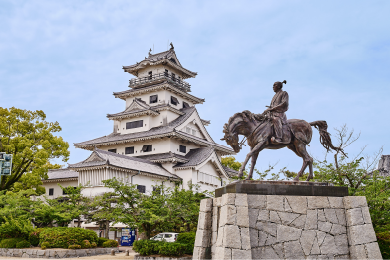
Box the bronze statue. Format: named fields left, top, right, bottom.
left=221, top=81, right=344, bottom=181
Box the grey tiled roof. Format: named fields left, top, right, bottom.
left=135, top=152, right=189, bottom=162
left=69, top=149, right=179, bottom=179
left=112, top=82, right=205, bottom=104
left=75, top=107, right=196, bottom=147
left=173, top=147, right=214, bottom=168
left=107, top=103, right=182, bottom=119
left=45, top=168, right=79, bottom=180
left=222, top=166, right=239, bottom=177
left=122, top=48, right=197, bottom=78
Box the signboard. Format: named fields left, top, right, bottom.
left=0, top=153, right=12, bottom=176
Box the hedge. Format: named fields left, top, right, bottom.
left=97, top=237, right=108, bottom=247
left=102, top=239, right=119, bottom=248
left=16, top=240, right=31, bottom=248
left=133, top=239, right=187, bottom=257
left=29, top=228, right=44, bottom=247
left=0, top=238, right=25, bottom=248
left=176, top=232, right=195, bottom=254
left=39, top=227, right=98, bottom=249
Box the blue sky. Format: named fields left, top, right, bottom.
left=1, top=0, right=389, bottom=177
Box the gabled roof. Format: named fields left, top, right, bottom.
left=69, top=149, right=180, bottom=180
left=74, top=107, right=234, bottom=155
left=172, top=147, right=236, bottom=178
left=173, top=147, right=214, bottom=168
left=43, top=168, right=79, bottom=181
left=107, top=99, right=185, bottom=121
left=123, top=47, right=197, bottom=79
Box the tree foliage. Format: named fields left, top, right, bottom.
left=0, top=107, right=70, bottom=191
left=103, top=178, right=206, bottom=239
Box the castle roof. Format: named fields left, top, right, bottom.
left=69, top=148, right=180, bottom=180
left=135, top=152, right=189, bottom=164
left=113, top=81, right=205, bottom=104
left=74, top=106, right=234, bottom=155
left=123, top=47, right=197, bottom=79
left=43, top=168, right=79, bottom=182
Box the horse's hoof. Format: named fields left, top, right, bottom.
left=293, top=177, right=299, bottom=182
left=306, top=175, right=313, bottom=181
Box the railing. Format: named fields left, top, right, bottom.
left=129, top=72, right=191, bottom=92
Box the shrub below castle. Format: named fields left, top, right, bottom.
left=39, top=227, right=98, bottom=249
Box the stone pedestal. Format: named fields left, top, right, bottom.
left=193, top=181, right=382, bottom=260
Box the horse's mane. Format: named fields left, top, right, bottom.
left=224, top=110, right=261, bottom=134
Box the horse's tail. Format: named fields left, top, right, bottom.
left=310, top=120, right=346, bottom=156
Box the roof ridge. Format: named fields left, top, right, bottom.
left=95, top=148, right=161, bottom=166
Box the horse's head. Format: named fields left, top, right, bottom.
left=221, top=110, right=258, bottom=153
left=221, top=122, right=241, bottom=153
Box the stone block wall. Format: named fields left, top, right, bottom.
left=193, top=194, right=382, bottom=259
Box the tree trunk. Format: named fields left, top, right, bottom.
left=77, top=217, right=81, bottom=228
left=105, top=220, right=110, bottom=239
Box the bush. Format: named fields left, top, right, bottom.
left=102, top=239, right=119, bottom=248
left=97, top=237, right=108, bottom=247
left=40, top=227, right=98, bottom=249
left=0, top=217, right=33, bottom=240
left=41, top=241, right=50, bottom=250
left=81, top=240, right=92, bottom=249
left=176, top=232, right=195, bottom=254
left=91, top=242, right=97, bottom=248
left=16, top=240, right=31, bottom=248
left=133, top=240, right=186, bottom=256
left=68, top=244, right=82, bottom=249
left=133, top=240, right=160, bottom=256
left=377, top=231, right=390, bottom=259
left=29, top=228, right=44, bottom=247
left=156, top=242, right=186, bottom=256
left=0, top=238, right=24, bottom=248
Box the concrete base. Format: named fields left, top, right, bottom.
left=193, top=193, right=382, bottom=260
left=215, top=180, right=348, bottom=198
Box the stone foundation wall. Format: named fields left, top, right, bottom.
left=0, top=247, right=119, bottom=258
left=193, top=194, right=382, bottom=259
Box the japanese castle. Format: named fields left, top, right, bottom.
left=44, top=44, right=237, bottom=198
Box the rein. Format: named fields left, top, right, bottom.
left=237, top=114, right=267, bottom=149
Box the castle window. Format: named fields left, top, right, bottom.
left=183, top=102, right=190, bottom=108
left=125, top=147, right=134, bottom=154
left=171, top=96, right=179, bottom=106
left=137, top=185, right=146, bottom=193
left=141, top=145, right=152, bottom=152
left=126, top=120, right=143, bottom=129
left=150, top=95, right=158, bottom=104
left=164, top=69, right=168, bottom=76
left=108, top=149, right=117, bottom=153
left=49, top=188, right=54, bottom=196
left=179, top=145, right=186, bottom=153
left=148, top=71, right=152, bottom=80
left=171, top=73, right=176, bottom=81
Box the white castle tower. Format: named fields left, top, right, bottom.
left=68, top=44, right=236, bottom=196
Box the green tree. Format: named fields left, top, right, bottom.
left=103, top=178, right=206, bottom=239
left=0, top=107, right=70, bottom=191
left=58, top=184, right=90, bottom=227
left=86, top=192, right=119, bottom=239
left=221, top=156, right=242, bottom=171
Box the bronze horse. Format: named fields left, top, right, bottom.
left=221, top=110, right=344, bottom=181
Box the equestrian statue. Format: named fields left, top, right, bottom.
left=221, top=80, right=345, bottom=181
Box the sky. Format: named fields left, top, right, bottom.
left=0, top=0, right=389, bottom=178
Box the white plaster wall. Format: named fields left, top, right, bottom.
left=41, top=180, right=79, bottom=199
left=100, top=138, right=202, bottom=157
left=117, top=115, right=150, bottom=134
left=125, top=89, right=167, bottom=108
left=137, top=64, right=185, bottom=79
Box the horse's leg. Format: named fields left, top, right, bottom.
left=287, top=144, right=305, bottom=180
left=290, top=142, right=313, bottom=181
left=238, top=140, right=266, bottom=177
left=247, top=152, right=259, bottom=180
